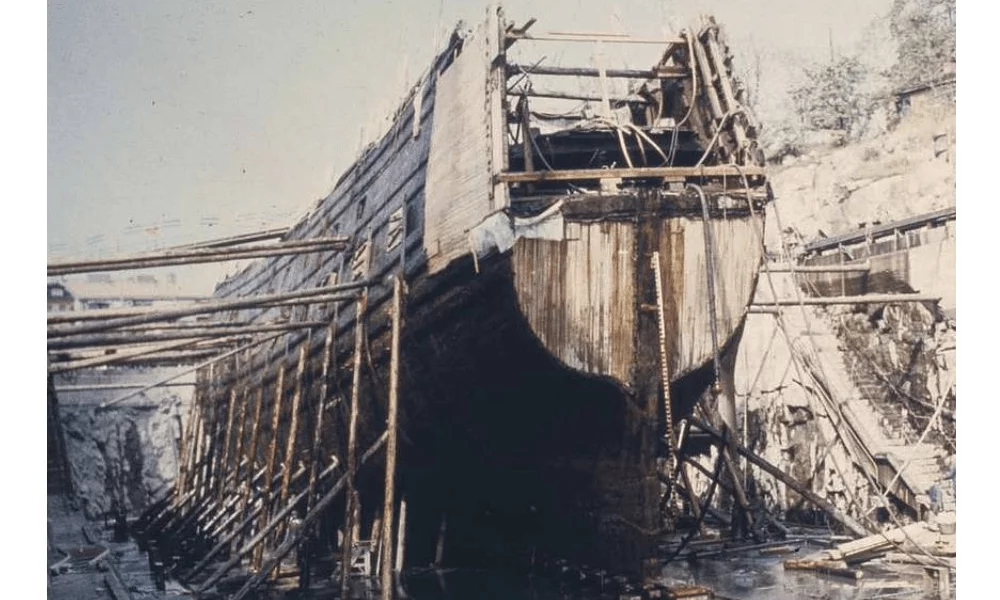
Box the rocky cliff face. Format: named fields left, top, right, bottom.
left=765, top=90, right=954, bottom=251
left=732, top=90, right=956, bottom=528
left=53, top=367, right=193, bottom=520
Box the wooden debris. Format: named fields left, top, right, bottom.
left=825, top=522, right=932, bottom=564
left=783, top=558, right=863, bottom=580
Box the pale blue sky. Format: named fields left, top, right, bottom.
left=48, top=0, right=892, bottom=292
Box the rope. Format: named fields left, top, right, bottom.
left=726, top=163, right=953, bottom=569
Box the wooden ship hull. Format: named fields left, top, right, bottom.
left=149, top=7, right=772, bottom=588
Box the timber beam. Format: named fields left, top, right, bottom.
left=752, top=293, right=940, bottom=307
left=497, top=165, right=767, bottom=183
left=48, top=236, right=349, bottom=276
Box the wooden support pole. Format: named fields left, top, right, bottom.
left=166, top=227, right=290, bottom=251
left=509, top=88, right=648, bottom=104
left=175, top=391, right=200, bottom=498
left=307, top=321, right=337, bottom=514
left=506, top=63, right=686, bottom=79
left=194, top=365, right=214, bottom=500
left=229, top=433, right=387, bottom=600
left=690, top=34, right=724, bottom=121
left=751, top=293, right=940, bottom=306
left=47, top=337, right=208, bottom=373
left=235, top=385, right=265, bottom=547
left=48, top=236, right=349, bottom=276
left=54, top=382, right=197, bottom=392
left=721, top=446, right=756, bottom=535
left=48, top=321, right=331, bottom=351
left=184, top=464, right=310, bottom=582
left=689, top=417, right=870, bottom=537
left=765, top=262, right=871, bottom=273
left=506, top=31, right=685, bottom=45
left=48, top=293, right=356, bottom=325
left=218, top=388, right=239, bottom=496
left=275, top=340, right=309, bottom=550
left=98, top=331, right=286, bottom=410
left=230, top=386, right=250, bottom=481
left=678, top=463, right=702, bottom=522
left=48, top=280, right=368, bottom=337
left=497, top=164, right=767, bottom=183
left=380, top=274, right=403, bottom=599
left=703, top=31, right=747, bottom=149
left=254, top=361, right=287, bottom=571
left=519, top=96, right=534, bottom=174
left=342, top=284, right=369, bottom=595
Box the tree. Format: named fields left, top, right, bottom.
left=790, top=56, right=870, bottom=133
left=888, top=0, right=956, bottom=87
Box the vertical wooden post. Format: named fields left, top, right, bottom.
left=380, top=274, right=403, bottom=600
left=189, top=399, right=206, bottom=503
left=308, top=321, right=337, bottom=512
left=199, top=363, right=216, bottom=501
left=230, top=387, right=249, bottom=480
left=254, top=362, right=286, bottom=571
left=275, top=339, right=309, bottom=549
left=218, top=388, right=239, bottom=496
left=839, top=244, right=846, bottom=296
left=342, top=285, right=368, bottom=595
left=175, top=391, right=200, bottom=498
left=235, top=386, right=265, bottom=546
left=394, top=496, right=407, bottom=575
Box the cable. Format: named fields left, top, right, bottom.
left=726, top=163, right=953, bottom=568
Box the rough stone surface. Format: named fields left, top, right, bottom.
left=54, top=366, right=194, bottom=520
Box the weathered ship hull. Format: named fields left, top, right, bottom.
left=174, top=7, right=770, bottom=582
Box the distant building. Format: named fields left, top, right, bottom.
left=47, top=272, right=208, bottom=313
left=47, top=282, right=74, bottom=312
left=893, top=68, right=956, bottom=118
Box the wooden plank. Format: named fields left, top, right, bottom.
left=506, top=63, right=686, bottom=79
left=380, top=274, right=403, bottom=599
left=497, top=164, right=766, bottom=183
left=342, top=287, right=369, bottom=594
left=783, top=558, right=863, bottom=580
left=509, top=88, right=648, bottom=103
left=507, top=32, right=684, bottom=44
